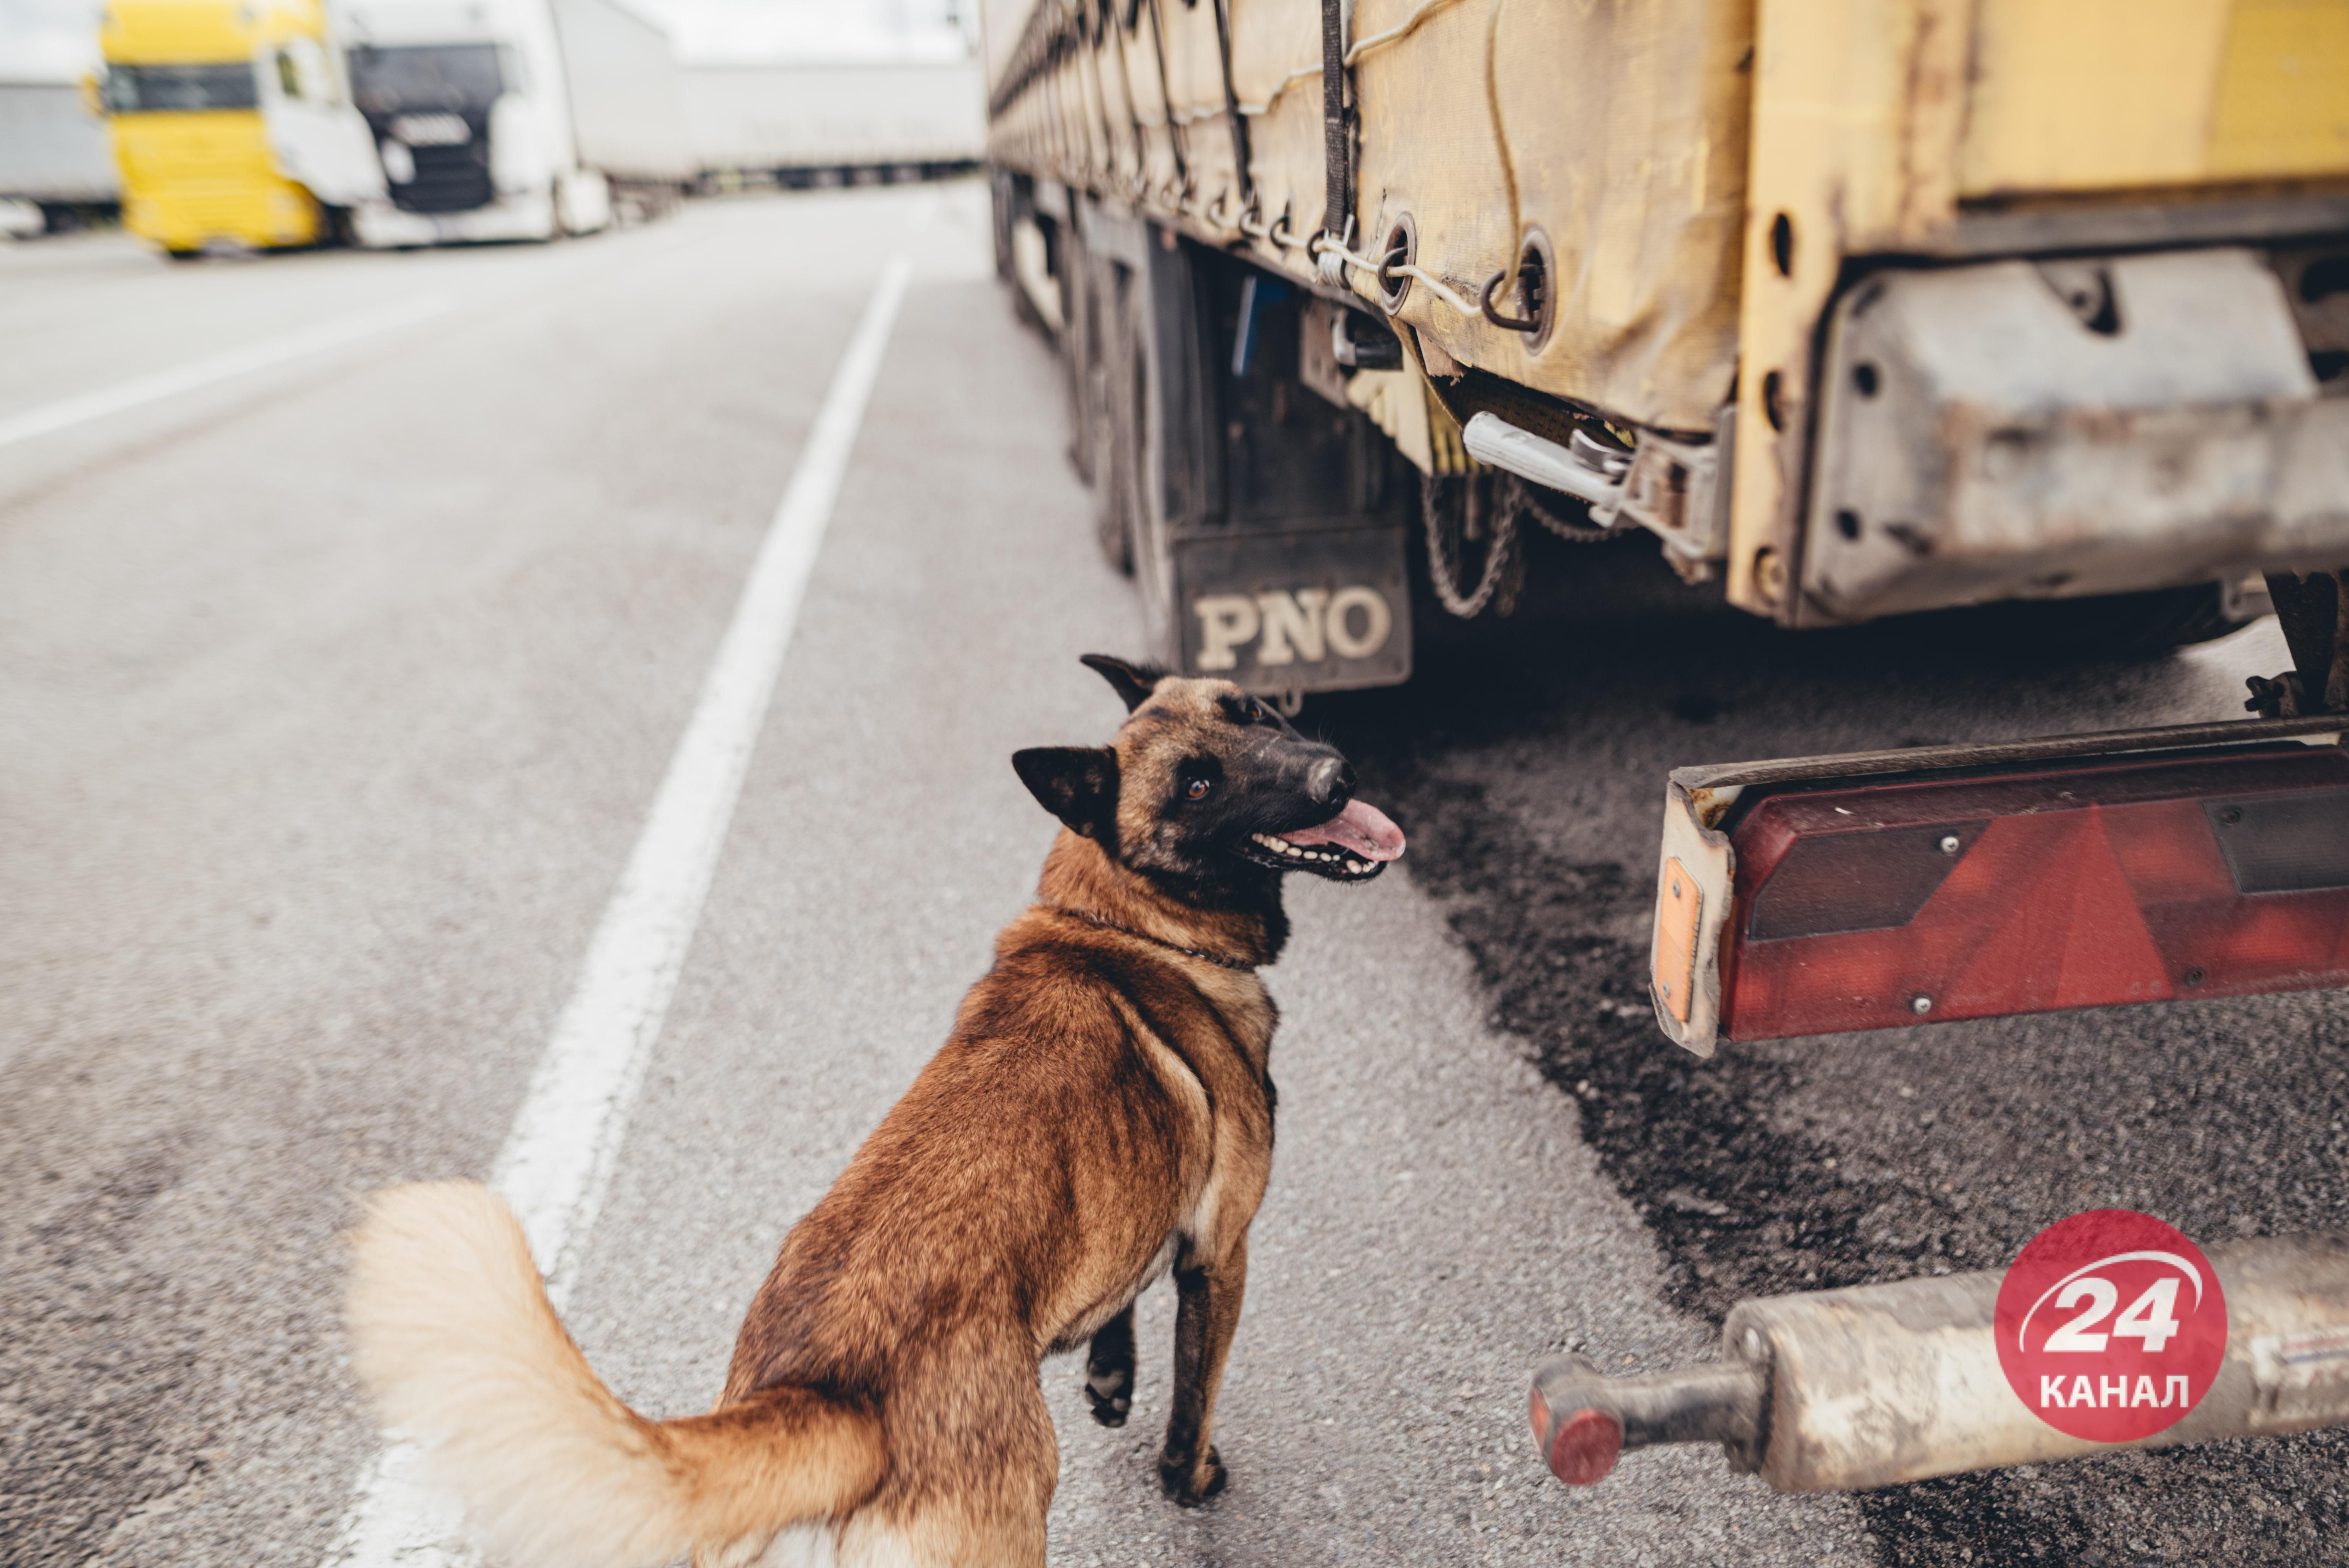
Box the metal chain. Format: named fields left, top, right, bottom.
left=1496, top=471, right=1614, bottom=543
left=1421, top=473, right=1522, bottom=618
left=1421, top=471, right=1622, bottom=620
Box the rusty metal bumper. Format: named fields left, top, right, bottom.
left=1797, top=248, right=2349, bottom=626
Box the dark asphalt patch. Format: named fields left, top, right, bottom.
left=0, top=1131, right=214, bottom=1568
left=1372, top=769, right=1893, bottom=1320
left=1320, top=610, right=2349, bottom=1568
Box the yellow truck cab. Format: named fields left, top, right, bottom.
left=100, top=0, right=382, bottom=256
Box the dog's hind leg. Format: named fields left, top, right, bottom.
left=1082, top=1304, right=1136, bottom=1427
left=1158, top=1234, right=1247, bottom=1505
left=855, top=1351, right=1054, bottom=1567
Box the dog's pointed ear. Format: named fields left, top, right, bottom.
left=1079, top=653, right=1167, bottom=713
left=1013, top=746, right=1121, bottom=838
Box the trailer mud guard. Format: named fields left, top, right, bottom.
left=1082, top=214, right=1415, bottom=698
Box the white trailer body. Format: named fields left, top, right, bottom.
left=547, top=0, right=690, bottom=186
left=685, top=59, right=985, bottom=178
left=333, top=0, right=686, bottom=247
left=0, top=80, right=121, bottom=208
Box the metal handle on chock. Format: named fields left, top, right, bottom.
left=1528, top=1232, right=2349, bottom=1494
left=1529, top=1355, right=1765, bottom=1484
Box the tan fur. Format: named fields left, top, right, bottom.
left=348, top=1183, right=885, bottom=1568
left=345, top=670, right=1373, bottom=1568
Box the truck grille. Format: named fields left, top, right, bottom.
left=394, top=140, right=492, bottom=213
left=370, top=112, right=494, bottom=214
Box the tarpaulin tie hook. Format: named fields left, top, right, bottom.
left=1479, top=269, right=1540, bottom=333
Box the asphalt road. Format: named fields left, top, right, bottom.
left=1, top=183, right=2340, bottom=1568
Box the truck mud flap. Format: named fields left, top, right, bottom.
left=1173, top=523, right=1412, bottom=698
left=1094, top=216, right=1416, bottom=699
left=1650, top=715, right=2349, bottom=1053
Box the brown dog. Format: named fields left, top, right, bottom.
left=346, top=655, right=1405, bottom=1568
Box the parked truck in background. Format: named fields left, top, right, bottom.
left=0, top=78, right=122, bottom=237
left=685, top=56, right=986, bottom=189
left=331, top=0, right=692, bottom=246
left=983, top=0, right=2349, bottom=1500
left=97, top=0, right=383, bottom=256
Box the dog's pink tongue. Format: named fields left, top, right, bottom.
left=1280, top=799, right=1406, bottom=862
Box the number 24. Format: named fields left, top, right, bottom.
left=2045, top=1276, right=2183, bottom=1354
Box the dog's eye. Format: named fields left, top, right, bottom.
left=1185, top=777, right=1212, bottom=800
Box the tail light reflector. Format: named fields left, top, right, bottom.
left=1650, top=719, right=2349, bottom=1051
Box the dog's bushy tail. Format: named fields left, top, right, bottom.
left=347, top=1181, right=884, bottom=1568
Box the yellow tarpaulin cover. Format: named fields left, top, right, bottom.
left=989, top=0, right=2348, bottom=442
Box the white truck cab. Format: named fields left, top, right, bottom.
left=332, top=0, right=611, bottom=245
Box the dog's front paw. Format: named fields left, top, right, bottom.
left=1158, top=1445, right=1226, bottom=1506
left=1084, top=1363, right=1133, bottom=1427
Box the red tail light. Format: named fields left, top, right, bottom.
left=1650, top=719, right=2349, bottom=1050
left=1725, top=743, right=2349, bottom=1038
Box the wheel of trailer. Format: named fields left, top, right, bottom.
left=1113, top=258, right=1179, bottom=662
left=988, top=169, right=1016, bottom=284
left=2093, top=581, right=2258, bottom=655
left=1062, top=228, right=1130, bottom=574
left=1957, top=581, right=2259, bottom=662
left=1084, top=264, right=1130, bottom=576
left=1058, top=224, right=1094, bottom=485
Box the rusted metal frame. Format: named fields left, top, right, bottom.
left=1672, top=713, right=2349, bottom=796
left=1923, top=192, right=2349, bottom=260
left=1728, top=2, right=1971, bottom=624
left=2251, top=570, right=2349, bottom=717
left=1755, top=255, right=1855, bottom=625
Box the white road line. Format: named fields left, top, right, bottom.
left=323, top=256, right=915, bottom=1568
left=0, top=292, right=456, bottom=451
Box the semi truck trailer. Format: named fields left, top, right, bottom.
left=332, top=0, right=692, bottom=246
left=0, top=79, right=122, bottom=235
left=685, top=59, right=988, bottom=188
left=983, top=0, right=2349, bottom=1498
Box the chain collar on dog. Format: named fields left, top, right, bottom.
left=1046, top=906, right=1260, bottom=972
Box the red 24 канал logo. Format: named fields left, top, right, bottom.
left=1997, top=1210, right=2227, bottom=1443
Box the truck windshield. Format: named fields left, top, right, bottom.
left=103, top=63, right=260, bottom=113
left=347, top=45, right=504, bottom=115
